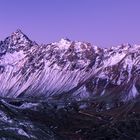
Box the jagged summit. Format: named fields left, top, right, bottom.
left=9, top=29, right=32, bottom=45
left=0, top=30, right=140, bottom=105
left=0, top=30, right=36, bottom=55
left=12, top=29, right=26, bottom=36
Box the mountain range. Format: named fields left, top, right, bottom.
left=0, top=30, right=140, bottom=107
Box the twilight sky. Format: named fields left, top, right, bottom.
left=0, top=0, right=140, bottom=47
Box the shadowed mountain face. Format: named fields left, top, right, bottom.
left=0, top=30, right=140, bottom=103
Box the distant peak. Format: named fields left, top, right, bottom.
left=61, top=38, right=71, bottom=42
left=9, top=29, right=33, bottom=44
left=0, top=29, right=35, bottom=52
left=11, top=29, right=26, bottom=38
left=15, top=29, right=23, bottom=34
left=59, top=38, right=71, bottom=44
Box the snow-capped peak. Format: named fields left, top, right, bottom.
left=12, top=29, right=25, bottom=37
left=10, top=29, right=31, bottom=44
left=0, top=30, right=35, bottom=54
left=52, top=38, right=72, bottom=50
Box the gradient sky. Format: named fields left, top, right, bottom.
left=0, top=0, right=140, bottom=47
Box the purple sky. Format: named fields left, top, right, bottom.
left=0, top=0, right=140, bottom=47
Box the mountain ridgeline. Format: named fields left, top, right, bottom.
left=0, top=30, right=140, bottom=104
